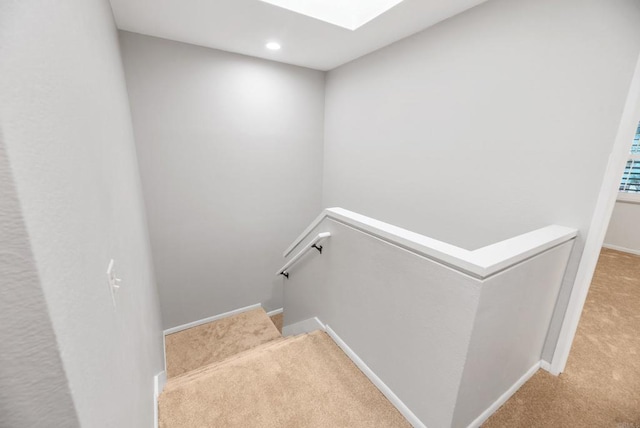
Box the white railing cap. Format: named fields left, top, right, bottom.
left=284, top=207, right=577, bottom=279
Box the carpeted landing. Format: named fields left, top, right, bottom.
left=159, top=308, right=410, bottom=427
left=484, top=248, right=640, bottom=427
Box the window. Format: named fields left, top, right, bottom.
left=619, top=122, right=640, bottom=194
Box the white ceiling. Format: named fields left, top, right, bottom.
left=109, top=0, right=488, bottom=71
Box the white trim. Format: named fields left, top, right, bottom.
left=282, top=317, right=325, bottom=336
left=163, top=303, right=262, bottom=335
left=602, top=243, right=640, bottom=256
left=153, top=370, right=167, bottom=428
left=617, top=192, right=640, bottom=204
left=284, top=210, right=330, bottom=257
left=539, top=360, right=558, bottom=376
left=325, top=325, right=427, bottom=428
left=266, top=308, right=283, bottom=317
left=284, top=208, right=577, bottom=279
left=154, top=370, right=167, bottom=397
left=466, top=361, right=541, bottom=428
left=162, top=332, right=167, bottom=373
left=551, top=51, right=640, bottom=375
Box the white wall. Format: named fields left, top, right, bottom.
left=452, top=241, right=573, bottom=427
left=283, top=219, right=481, bottom=427
left=604, top=200, right=640, bottom=254
left=323, top=0, right=640, bottom=361
left=282, top=215, right=574, bottom=427
left=0, top=1, right=164, bottom=427
left=0, top=142, right=79, bottom=428
left=119, top=32, right=325, bottom=329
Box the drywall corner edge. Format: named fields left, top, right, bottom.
left=551, top=49, right=640, bottom=374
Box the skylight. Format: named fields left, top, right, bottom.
left=259, top=0, right=406, bottom=31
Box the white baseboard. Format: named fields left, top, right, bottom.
left=153, top=370, right=167, bottom=428
left=282, top=317, right=325, bottom=336
left=154, top=370, right=167, bottom=396
left=163, top=303, right=262, bottom=335
left=325, top=325, right=427, bottom=428
left=162, top=333, right=167, bottom=373
left=466, top=361, right=541, bottom=428
left=539, top=360, right=559, bottom=376
left=602, top=243, right=640, bottom=256
left=266, top=307, right=283, bottom=317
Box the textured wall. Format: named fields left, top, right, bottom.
left=119, top=32, right=325, bottom=329
left=0, top=141, right=79, bottom=428
left=323, top=0, right=640, bottom=361
left=0, top=1, right=164, bottom=427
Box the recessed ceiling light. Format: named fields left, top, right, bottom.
left=259, top=0, right=406, bottom=31
left=266, top=42, right=281, bottom=50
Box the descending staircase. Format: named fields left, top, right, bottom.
left=159, top=308, right=411, bottom=427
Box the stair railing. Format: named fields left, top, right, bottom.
left=276, top=232, right=330, bottom=279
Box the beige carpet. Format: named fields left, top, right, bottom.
left=270, top=312, right=283, bottom=333
left=165, top=308, right=282, bottom=378
left=160, top=330, right=410, bottom=428
left=484, top=248, right=640, bottom=427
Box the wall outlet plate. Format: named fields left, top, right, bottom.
left=106, top=259, right=121, bottom=307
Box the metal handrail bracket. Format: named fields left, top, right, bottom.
left=277, top=232, right=330, bottom=279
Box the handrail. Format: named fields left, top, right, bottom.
left=283, top=208, right=577, bottom=279
left=277, top=232, right=331, bottom=278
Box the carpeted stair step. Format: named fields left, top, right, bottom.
left=165, top=331, right=326, bottom=389
left=165, top=307, right=282, bottom=378
left=165, top=335, right=293, bottom=390
left=159, top=330, right=411, bottom=428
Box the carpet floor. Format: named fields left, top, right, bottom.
left=165, top=308, right=282, bottom=378
left=159, top=330, right=410, bottom=428
left=484, top=248, right=640, bottom=427
left=270, top=312, right=283, bottom=333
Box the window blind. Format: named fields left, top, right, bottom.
left=619, top=123, right=640, bottom=193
